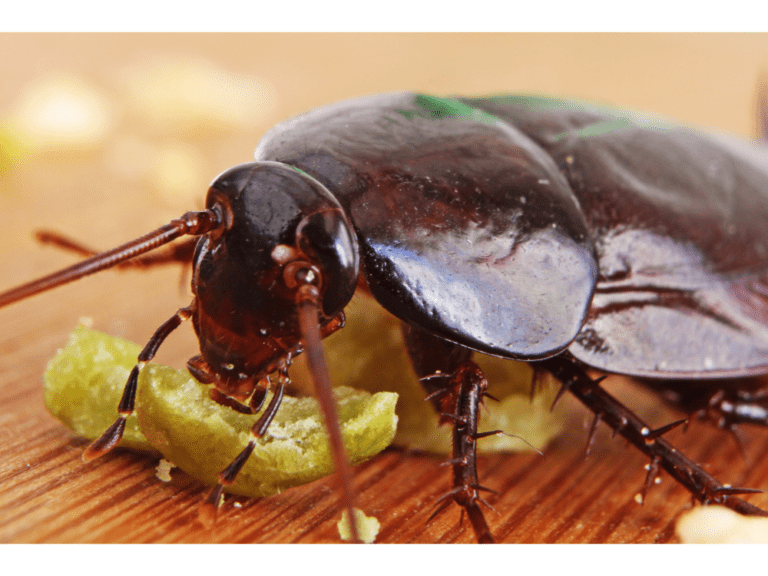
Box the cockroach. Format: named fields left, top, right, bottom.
left=3, top=91, right=768, bottom=543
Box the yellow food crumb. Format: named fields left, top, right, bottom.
left=45, top=326, right=398, bottom=498
left=337, top=508, right=380, bottom=543
left=155, top=459, right=175, bottom=482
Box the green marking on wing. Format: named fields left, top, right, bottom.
left=481, top=94, right=675, bottom=136
left=394, top=94, right=499, bottom=125
left=552, top=118, right=632, bottom=141
left=481, top=94, right=582, bottom=109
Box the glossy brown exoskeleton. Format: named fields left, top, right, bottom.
left=3, top=92, right=768, bottom=542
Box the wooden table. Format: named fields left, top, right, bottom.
left=2, top=33, right=768, bottom=543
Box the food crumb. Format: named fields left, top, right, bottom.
left=337, top=508, right=380, bottom=544
left=155, top=459, right=175, bottom=482
left=677, top=506, right=768, bottom=543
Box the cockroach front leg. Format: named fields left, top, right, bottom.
left=83, top=303, right=195, bottom=460
left=538, top=355, right=768, bottom=517
left=198, top=366, right=288, bottom=526
left=402, top=324, right=496, bottom=543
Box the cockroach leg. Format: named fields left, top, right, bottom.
left=585, top=412, right=603, bottom=457
left=704, top=387, right=768, bottom=430
left=637, top=455, right=662, bottom=505
left=83, top=304, right=194, bottom=461
left=401, top=322, right=472, bottom=404
left=641, top=377, right=768, bottom=459
left=319, top=311, right=346, bottom=337
left=186, top=354, right=216, bottom=384
left=442, top=362, right=496, bottom=543
left=199, top=375, right=287, bottom=527
left=538, top=356, right=768, bottom=517
left=403, top=324, right=496, bottom=542
left=638, top=377, right=768, bottom=430
left=430, top=370, right=496, bottom=539
left=249, top=378, right=270, bottom=412
left=208, top=388, right=256, bottom=414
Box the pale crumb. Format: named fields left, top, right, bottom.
left=677, top=506, right=768, bottom=543
left=634, top=493, right=643, bottom=504
left=78, top=317, right=94, bottom=329
left=337, top=508, right=380, bottom=544
left=155, top=459, right=175, bottom=482
left=233, top=502, right=243, bottom=509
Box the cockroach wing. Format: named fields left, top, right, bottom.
left=465, top=95, right=768, bottom=377
left=256, top=93, right=598, bottom=360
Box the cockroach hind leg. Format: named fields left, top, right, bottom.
left=584, top=412, right=603, bottom=457
left=537, top=356, right=768, bottom=518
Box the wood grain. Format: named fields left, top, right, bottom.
left=3, top=33, right=768, bottom=544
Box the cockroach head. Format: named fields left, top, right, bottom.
left=189, top=161, right=359, bottom=389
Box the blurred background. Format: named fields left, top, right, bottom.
left=2, top=33, right=768, bottom=543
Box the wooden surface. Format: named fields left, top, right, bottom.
left=2, top=33, right=768, bottom=544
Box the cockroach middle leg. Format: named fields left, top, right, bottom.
left=83, top=303, right=194, bottom=461
left=437, top=362, right=497, bottom=543
left=402, top=324, right=495, bottom=543
left=537, top=356, right=768, bottom=517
